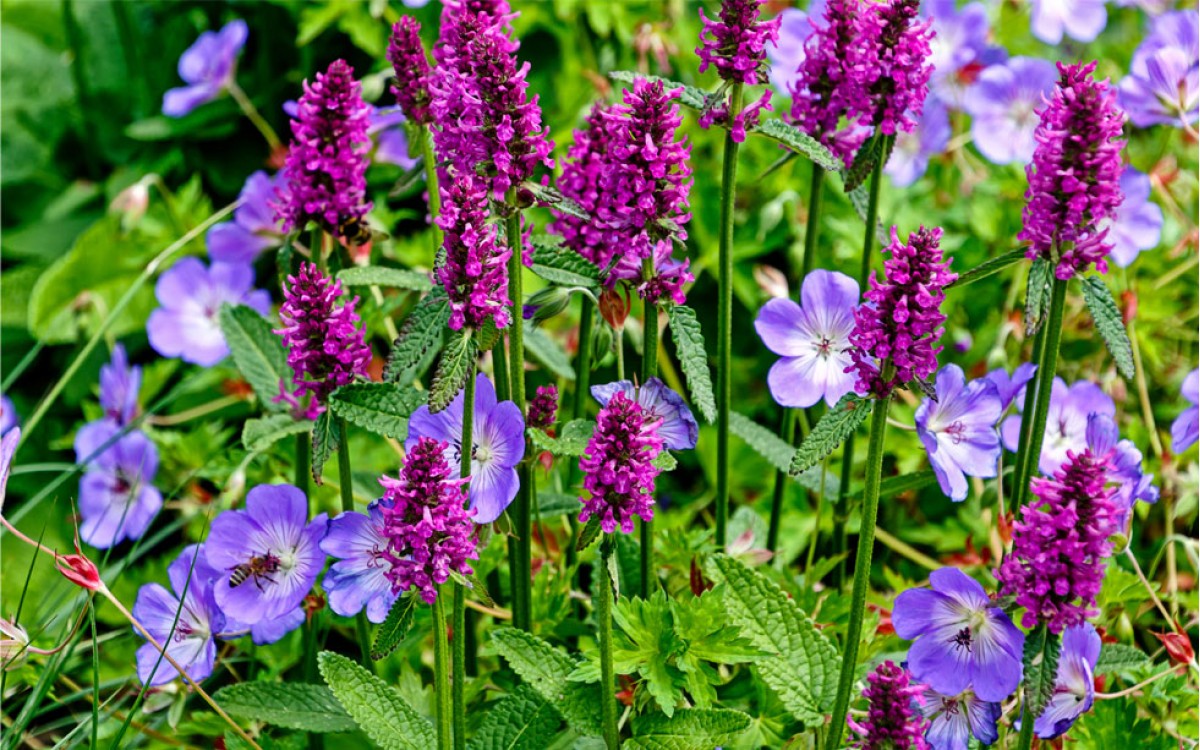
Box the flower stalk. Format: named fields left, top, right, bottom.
left=641, top=269, right=660, bottom=597
left=1012, top=276, right=1068, bottom=510
left=337, top=416, right=373, bottom=669
left=454, top=355, right=475, bottom=750
left=505, top=197, right=532, bottom=632
left=433, top=589, right=453, bottom=750
left=597, top=535, right=620, bottom=750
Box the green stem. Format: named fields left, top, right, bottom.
left=1010, top=321, right=1047, bottom=515
left=802, top=164, right=826, bottom=279
left=641, top=291, right=660, bottom=597
left=567, top=299, right=597, bottom=565
left=295, top=432, right=311, bottom=495
left=806, top=458, right=829, bottom=571
left=337, top=417, right=372, bottom=668
left=767, top=409, right=795, bottom=553
left=227, top=80, right=282, bottom=151
left=597, top=536, right=620, bottom=750
left=454, top=356, right=474, bottom=750
left=1013, top=277, right=1068, bottom=510
left=504, top=197, right=532, bottom=631
left=433, top=591, right=453, bottom=750
left=859, top=137, right=890, bottom=286
left=826, top=394, right=890, bottom=750
left=834, top=434, right=854, bottom=589
left=422, top=127, right=443, bottom=257
left=715, top=82, right=745, bottom=548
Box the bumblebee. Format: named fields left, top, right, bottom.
left=228, top=552, right=282, bottom=591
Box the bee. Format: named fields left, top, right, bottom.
left=228, top=553, right=282, bottom=591
left=337, top=218, right=388, bottom=247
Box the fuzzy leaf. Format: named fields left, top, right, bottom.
left=384, top=291, right=450, bottom=386
left=1021, top=625, right=1061, bottom=720
left=218, top=304, right=289, bottom=412
left=623, top=708, right=752, bottom=750
left=214, top=683, right=357, bottom=733
left=468, top=684, right=562, bottom=750
left=491, top=628, right=603, bottom=737
left=529, top=241, right=602, bottom=288
left=608, top=70, right=708, bottom=110
left=753, top=119, right=842, bottom=172
left=242, top=414, right=314, bottom=453
left=949, top=248, right=1027, bottom=289
left=525, top=180, right=590, bottom=221
left=311, top=410, right=338, bottom=484
left=317, top=651, right=436, bottom=749
left=530, top=419, right=595, bottom=457
left=523, top=322, right=576, bottom=380
left=1025, top=257, right=1053, bottom=336
left=371, top=594, right=419, bottom=661
left=1094, top=643, right=1151, bottom=675
left=328, top=382, right=424, bottom=440
left=337, top=266, right=433, bottom=291
left=652, top=451, right=678, bottom=471
left=789, top=394, right=872, bottom=476
left=704, top=555, right=840, bottom=724
left=536, top=491, right=582, bottom=519
left=1081, top=275, right=1135, bottom=379
left=667, top=306, right=717, bottom=424
left=843, top=135, right=882, bottom=193
left=846, top=182, right=890, bottom=247
left=576, top=517, right=603, bottom=552
left=729, top=412, right=840, bottom=496
left=430, top=329, right=477, bottom=413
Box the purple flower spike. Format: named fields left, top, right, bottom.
left=1172, top=368, right=1199, bottom=453
left=984, top=363, right=1037, bottom=411
left=1118, top=10, right=1199, bottom=129
left=388, top=17, right=433, bottom=124
left=1034, top=622, right=1100, bottom=738
left=407, top=373, right=525, bottom=524
left=1105, top=167, right=1164, bottom=268
left=133, top=546, right=225, bottom=686
left=320, top=501, right=399, bottom=624
left=380, top=437, right=478, bottom=604
left=1001, top=377, right=1115, bottom=476
left=850, top=0, right=935, bottom=137
left=206, top=484, right=328, bottom=626
left=275, top=60, right=373, bottom=242
left=697, top=0, right=781, bottom=86
left=848, top=226, right=956, bottom=399
left=765, top=3, right=825, bottom=97
left=1085, top=413, right=1158, bottom=531
left=755, top=269, right=860, bottom=409
left=1019, top=61, right=1126, bottom=281
left=100, top=344, right=140, bottom=426
left=919, top=689, right=1001, bottom=750
left=579, top=390, right=665, bottom=534
left=590, top=378, right=698, bottom=451
left=996, top=448, right=1119, bottom=632
left=147, top=258, right=271, bottom=367
left=551, top=102, right=621, bottom=270
left=527, top=384, right=559, bottom=430
left=1030, top=0, right=1107, bottom=45
left=162, top=20, right=248, bottom=117
left=885, top=96, right=950, bottom=187
left=437, top=176, right=513, bottom=331
left=892, top=567, right=1025, bottom=702
left=276, top=262, right=372, bottom=404
left=915, top=365, right=1003, bottom=503
left=75, top=420, right=162, bottom=549
left=963, top=57, right=1058, bottom=166
left=207, top=170, right=288, bottom=264
left=847, top=660, right=930, bottom=749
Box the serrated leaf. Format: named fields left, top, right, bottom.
left=385, top=291, right=450, bottom=386
left=651, top=451, right=677, bottom=471
left=753, top=119, right=842, bottom=172
left=577, top=517, right=603, bottom=552
left=218, top=304, right=289, bottom=412
left=312, top=410, right=338, bottom=484
left=948, top=247, right=1027, bottom=289
left=526, top=180, right=590, bottom=221
left=608, top=71, right=708, bottom=110
left=1025, top=257, right=1053, bottom=336
left=491, top=628, right=603, bottom=737
left=529, top=419, right=595, bottom=457
left=317, top=651, right=435, bottom=750
left=846, top=182, right=889, bottom=247
left=337, top=266, right=433, bottom=292
left=789, top=394, right=872, bottom=476
left=328, top=382, right=424, bottom=440
left=529, top=242, right=602, bottom=288
left=623, top=708, right=751, bottom=750
left=704, top=555, right=840, bottom=724
left=1021, top=625, right=1061, bottom=720
left=430, top=330, right=477, bottom=413
left=1094, top=643, right=1151, bottom=675
left=1081, top=276, right=1135, bottom=379
left=242, top=414, right=314, bottom=453
left=213, top=683, right=357, bottom=733
left=468, top=684, right=562, bottom=750
left=843, top=135, right=882, bottom=193
left=371, top=594, right=418, bottom=661
left=729, top=412, right=840, bottom=496
left=523, top=322, right=575, bottom=380
left=667, top=306, right=717, bottom=424
left=536, top=491, right=582, bottom=519
left=849, top=469, right=938, bottom=501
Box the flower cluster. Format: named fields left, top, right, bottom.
left=388, top=17, right=433, bottom=124
left=786, top=0, right=866, bottom=164
left=275, top=60, right=373, bottom=242
left=850, top=0, right=935, bottom=137
left=380, top=437, right=478, bottom=604
left=276, top=262, right=372, bottom=403
left=550, top=102, right=620, bottom=269
left=1019, top=61, right=1125, bottom=280
left=847, top=661, right=930, bottom=749
left=591, top=379, right=698, bottom=451
left=579, top=390, right=665, bottom=534
left=527, top=384, right=558, bottom=430
left=848, top=226, right=956, bottom=399
left=437, top=175, right=513, bottom=331
left=696, top=0, right=781, bottom=142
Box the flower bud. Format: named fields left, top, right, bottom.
left=599, top=288, right=631, bottom=330
left=753, top=264, right=789, bottom=300
left=56, top=543, right=103, bottom=592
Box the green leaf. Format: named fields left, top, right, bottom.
left=848, top=470, right=938, bottom=501
left=529, top=420, right=595, bottom=457
left=948, top=247, right=1027, bottom=289
left=729, top=412, right=840, bottom=496
left=523, top=322, right=575, bottom=380
left=328, top=382, right=424, bottom=440
left=242, top=414, right=314, bottom=453
left=667, top=306, right=717, bottom=424
left=753, top=119, right=843, bottom=172
left=608, top=71, right=708, bottom=110
left=846, top=182, right=889, bottom=247
left=213, top=683, right=357, bottom=733
left=491, top=628, right=603, bottom=737
left=536, top=492, right=582, bottom=519
left=219, top=304, right=290, bottom=413
left=1094, top=643, right=1151, bottom=675
left=529, top=240, right=602, bottom=288
left=789, top=394, right=872, bottom=476
left=317, top=651, right=435, bottom=750
left=430, top=329, right=477, bottom=413
left=384, top=291, right=450, bottom=386
left=371, top=594, right=419, bottom=661
left=337, top=266, right=433, bottom=292
left=523, top=181, right=591, bottom=221
left=843, top=135, right=882, bottom=193
left=1025, top=257, right=1053, bottom=336
left=1021, top=625, right=1061, bottom=720
left=576, top=517, right=603, bottom=552
left=312, top=410, right=339, bottom=484
left=704, top=555, right=840, bottom=724
left=612, top=592, right=684, bottom=716
left=468, top=684, right=562, bottom=750
left=1081, top=275, right=1135, bottom=379
left=623, top=708, right=751, bottom=750
left=651, top=451, right=678, bottom=471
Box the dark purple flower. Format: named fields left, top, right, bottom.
left=276, top=262, right=372, bottom=404
left=369, top=107, right=418, bottom=169
left=579, top=390, right=664, bottom=534
left=388, top=17, right=433, bottom=124
left=207, top=170, right=288, bottom=265
left=1118, top=10, right=1199, bottom=129
left=1019, top=61, right=1126, bottom=281
left=765, top=3, right=825, bottom=97
left=697, top=0, right=781, bottom=85
left=0, top=395, right=16, bottom=436
left=591, top=378, right=698, bottom=451
left=1172, top=368, right=1199, bottom=453
left=1029, top=0, right=1106, bottom=45
left=915, top=365, right=1002, bottom=502
left=996, top=447, right=1119, bottom=632
left=984, top=362, right=1037, bottom=411
left=1001, top=377, right=1115, bottom=476
left=275, top=60, right=373, bottom=242
left=380, top=437, right=478, bottom=604
left=1085, top=413, right=1158, bottom=531
left=885, top=96, right=950, bottom=187
left=162, top=20, right=248, bottom=117
left=100, top=344, right=140, bottom=426
left=698, top=87, right=775, bottom=143
left=133, top=546, right=224, bottom=686
left=608, top=238, right=695, bottom=306
left=1105, top=167, right=1164, bottom=268
left=1034, top=622, right=1100, bottom=738
left=847, top=660, right=930, bottom=749
left=892, top=567, right=1025, bottom=702
left=407, top=373, right=525, bottom=524
left=550, top=102, right=621, bottom=270
left=922, top=0, right=1005, bottom=110
left=437, top=175, right=513, bottom=331
left=848, top=226, right=956, bottom=399
left=75, top=420, right=161, bottom=549
left=919, top=689, right=1001, bottom=750
left=205, top=484, right=328, bottom=626
left=755, top=269, right=860, bottom=408
left=147, top=258, right=271, bottom=367
left=963, top=57, right=1058, bottom=166
left=527, top=384, right=558, bottom=430
left=320, top=501, right=399, bottom=624
left=849, top=0, right=935, bottom=137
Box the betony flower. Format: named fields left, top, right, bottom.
left=915, top=365, right=1003, bottom=503
left=963, top=57, right=1058, bottom=166
left=579, top=390, right=664, bottom=535
left=205, top=484, right=328, bottom=626
left=1029, top=0, right=1107, bottom=45
left=849, top=0, right=935, bottom=137
left=320, top=501, right=399, bottom=624
left=1105, top=167, right=1164, bottom=268
left=100, top=344, right=140, bottom=426
left=696, top=0, right=781, bottom=142
left=754, top=269, right=860, bottom=409
left=276, top=262, right=372, bottom=404
left=380, top=437, right=478, bottom=604
left=74, top=420, right=162, bottom=549
left=591, top=378, right=698, bottom=451
left=1118, top=10, right=1199, bottom=129
left=162, top=20, right=248, bottom=117
left=1019, top=61, right=1126, bottom=281
left=922, top=0, right=1006, bottom=110
left=984, top=363, right=1037, bottom=411
left=1172, top=368, right=1199, bottom=453
left=847, top=660, right=930, bottom=749
left=550, top=102, right=621, bottom=270
left=1034, top=622, right=1101, bottom=738
left=407, top=373, right=525, bottom=524
left=133, top=545, right=225, bottom=686
left=527, top=384, right=558, bottom=430
left=885, top=96, right=950, bottom=187
left=388, top=17, right=433, bottom=124
left=1001, top=377, right=1115, bottom=476
left=437, top=175, right=513, bottom=331
left=608, top=239, right=695, bottom=306
left=892, top=567, right=1025, bottom=702
left=207, top=170, right=288, bottom=264
left=765, top=3, right=825, bottom=97
left=919, top=689, right=1001, bottom=750
left=147, top=258, right=271, bottom=367
left=1085, top=413, right=1158, bottom=531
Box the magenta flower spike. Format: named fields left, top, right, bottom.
left=436, top=175, right=513, bottom=331
left=578, top=389, right=665, bottom=534
left=787, top=0, right=867, bottom=164
left=847, top=661, right=930, bottom=749
left=527, top=384, right=559, bottom=430
left=849, top=0, right=935, bottom=137
left=550, top=102, right=621, bottom=270
left=388, top=17, right=433, bottom=125
left=696, top=0, right=782, bottom=142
